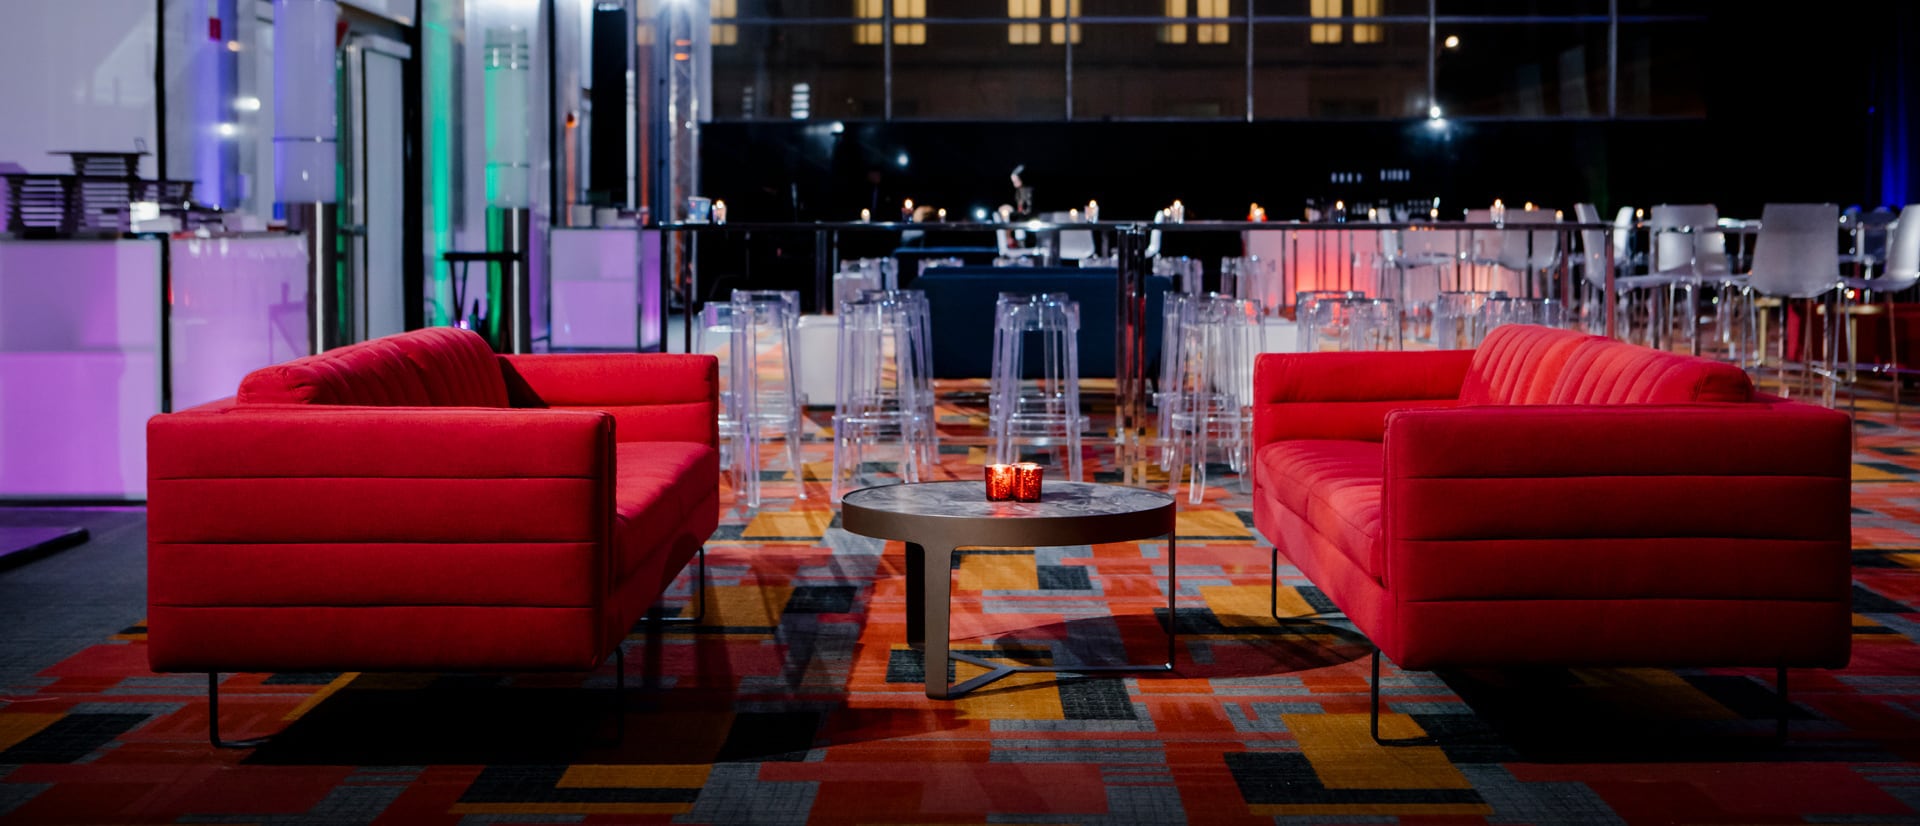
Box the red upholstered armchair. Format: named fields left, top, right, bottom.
left=146, top=328, right=719, bottom=746
left=1252, top=324, right=1853, bottom=742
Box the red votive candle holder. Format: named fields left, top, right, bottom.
left=985, top=464, right=1017, bottom=501
left=1013, top=463, right=1044, bottom=502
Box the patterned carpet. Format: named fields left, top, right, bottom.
left=6, top=390, right=1920, bottom=824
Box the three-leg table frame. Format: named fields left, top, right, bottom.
left=903, top=534, right=1177, bottom=699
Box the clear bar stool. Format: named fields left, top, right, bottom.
left=831, top=292, right=934, bottom=502
left=1295, top=290, right=1367, bottom=352
left=1154, top=256, right=1205, bottom=295
left=990, top=292, right=1085, bottom=481
left=1430, top=290, right=1500, bottom=349
left=729, top=289, right=809, bottom=505
left=1223, top=256, right=1279, bottom=313
left=861, top=288, right=939, bottom=468
left=1306, top=297, right=1402, bottom=352
left=1480, top=294, right=1570, bottom=339
left=1162, top=294, right=1264, bottom=503
left=697, top=302, right=760, bottom=507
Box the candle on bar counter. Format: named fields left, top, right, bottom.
left=1013, top=463, right=1044, bottom=503
left=937, top=207, right=947, bottom=221
left=713, top=200, right=727, bottom=225
left=1524, top=201, right=1536, bottom=212
left=985, top=464, right=1017, bottom=501
left=1086, top=200, right=1100, bottom=221
left=1068, top=208, right=1080, bottom=222
left=860, top=208, right=871, bottom=222
left=1169, top=200, right=1185, bottom=222
left=903, top=199, right=915, bottom=221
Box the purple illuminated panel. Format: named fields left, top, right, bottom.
left=169, top=235, right=310, bottom=409
left=0, top=239, right=161, bottom=499
left=550, top=228, right=649, bottom=351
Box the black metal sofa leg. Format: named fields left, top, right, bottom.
left=207, top=673, right=273, bottom=749
left=652, top=546, right=708, bottom=624
left=1368, top=649, right=1438, bottom=747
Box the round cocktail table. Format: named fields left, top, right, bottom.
left=840, top=480, right=1178, bottom=699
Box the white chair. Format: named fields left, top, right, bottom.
left=1825, top=205, right=1920, bottom=409
left=1648, top=204, right=1735, bottom=354
left=1743, top=203, right=1842, bottom=390
left=1575, top=202, right=1669, bottom=340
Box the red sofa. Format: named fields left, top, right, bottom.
left=146, top=327, right=718, bottom=743
left=1253, top=324, right=1852, bottom=739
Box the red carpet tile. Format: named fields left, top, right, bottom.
left=4, top=400, right=1920, bottom=824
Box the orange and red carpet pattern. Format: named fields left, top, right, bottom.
left=6, top=393, right=1920, bottom=823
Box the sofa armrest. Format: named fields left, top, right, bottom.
left=499, top=353, right=718, bottom=445
left=1253, top=350, right=1472, bottom=443
left=147, top=405, right=615, bottom=604
left=1380, top=403, right=1853, bottom=604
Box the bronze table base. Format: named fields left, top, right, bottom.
left=842, top=481, right=1178, bottom=699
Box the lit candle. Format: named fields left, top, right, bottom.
left=1430, top=207, right=1440, bottom=220
left=937, top=207, right=947, bottom=221
left=1170, top=200, right=1185, bottom=222
left=1013, top=463, right=1044, bottom=502
left=1086, top=200, right=1100, bottom=221
left=1524, top=201, right=1536, bottom=211
left=860, top=208, right=871, bottom=222
left=1367, top=207, right=1377, bottom=221
left=1554, top=209, right=1564, bottom=220
left=1069, top=208, right=1080, bottom=222
left=985, top=464, right=1018, bottom=501
left=712, top=200, right=727, bottom=224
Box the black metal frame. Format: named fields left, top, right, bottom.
left=651, top=545, right=709, bottom=624
left=1271, top=551, right=1800, bottom=747
left=200, top=547, right=709, bottom=749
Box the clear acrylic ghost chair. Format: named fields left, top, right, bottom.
left=1162, top=294, right=1264, bottom=503
left=729, top=289, right=809, bottom=504
left=1293, top=290, right=1368, bottom=352
left=1306, top=296, right=1402, bottom=352
left=1431, top=290, right=1501, bottom=350
left=697, top=302, right=760, bottom=507
left=860, top=288, right=939, bottom=468
left=990, top=292, right=1085, bottom=480
left=1480, top=294, right=1570, bottom=340
left=831, top=292, right=934, bottom=502
left=1223, top=256, right=1280, bottom=314
left=1381, top=228, right=1456, bottom=340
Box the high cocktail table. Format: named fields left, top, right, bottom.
left=840, top=480, right=1177, bottom=699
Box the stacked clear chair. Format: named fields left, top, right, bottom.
left=1160, top=294, right=1264, bottom=503
left=990, top=292, right=1086, bottom=481
left=834, top=258, right=898, bottom=312
left=1479, top=293, right=1569, bottom=338
left=1294, top=290, right=1368, bottom=352
left=832, top=289, right=936, bottom=502
left=1430, top=290, right=1500, bottom=349
left=718, top=290, right=809, bottom=508
left=1223, top=256, right=1280, bottom=313
left=1304, top=296, right=1402, bottom=352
